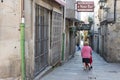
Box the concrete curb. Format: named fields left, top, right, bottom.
left=34, top=66, right=52, bottom=80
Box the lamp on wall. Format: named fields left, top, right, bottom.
left=103, top=7, right=110, bottom=12
left=99, top=0, right=105, bottom=9
left=1, top=0, right=3, bottom=2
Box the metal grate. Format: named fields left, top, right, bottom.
left=34, top=4, right=49, bottom=76
left=51, top=11, right=62, bottom=65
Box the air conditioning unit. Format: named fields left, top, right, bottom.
left=107, top=13, right=114, bottom=23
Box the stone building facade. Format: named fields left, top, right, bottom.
left=65, top=0, right=80, bottom=60
left=93, top=0, right=100, bottom=52
left=98, top=0, right=120, bottom=62
left=0, top=0, right=65, bottom=79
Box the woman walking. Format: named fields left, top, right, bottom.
left=81, top=41, right=92, bottom=70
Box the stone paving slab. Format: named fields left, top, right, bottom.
left=40, top=51, right=120, bottom=80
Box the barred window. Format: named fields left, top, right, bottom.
left=34, top=4, right=49, bottom=76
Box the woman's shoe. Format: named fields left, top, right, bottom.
left=89, top=66, right=93, bottom=70
left=90, top=66, right=93, bottom=69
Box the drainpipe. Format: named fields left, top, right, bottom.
left=62, top=33, right=65, bottom=61
left=114, top=0, right=116, bottom=23
left=20, top=0, right=26, bottom=80
left=62, top=5, right=66, bottom=61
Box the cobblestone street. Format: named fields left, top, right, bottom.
left=40, top=51, right=120, bottom=80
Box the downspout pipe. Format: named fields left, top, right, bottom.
left=114, top=0, right=116, bottom=23
left=20, top=0, right=26, bottom=80
left=62, top=33, right=65, bottom=61
left=62, top=6, right=66, bottom=61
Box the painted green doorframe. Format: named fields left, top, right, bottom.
left=62, top=33, right=65, bottom=61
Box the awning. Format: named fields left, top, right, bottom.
left=76, top=24, right=91, bottom=30
left=55, top=0, right=66, bottom=6
left=66, top=18, right=80, bottom=22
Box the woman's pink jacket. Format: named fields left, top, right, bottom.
left=81, top=46, right=92, bottom=58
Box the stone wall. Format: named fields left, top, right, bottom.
left=24, top=0, right=34, bottom=79
left=0, top=0, right=21, bottom=78
left=0, top=0, right=34, bottom=79
left=106, top=0, right=120, bottom=62
left=66, top=0, right=76, bottom=18
left=98, top=0, right=120, bottom=62
left=107, top=23, right=120, bottom=62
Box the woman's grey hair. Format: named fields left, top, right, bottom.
left=84, top=41, right=89, bottom=46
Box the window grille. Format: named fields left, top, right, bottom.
left=34, top=4, right=49, bottom=76
left=51, top=11, right=62, bottom=65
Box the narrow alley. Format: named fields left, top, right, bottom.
left=40, top=51, right=120, bottom=80
left=2, top=0, right=120, bottom=80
